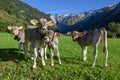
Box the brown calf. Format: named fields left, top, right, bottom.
left=71, top=28, right=108, bottom=67
left=44, top=30, right=61, bottom=66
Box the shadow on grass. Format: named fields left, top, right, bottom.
left=53, top=55, right=81, bottom=65
left=0, top=48, right=25, bottom=63
left=53, top=55, right=104, bottom=68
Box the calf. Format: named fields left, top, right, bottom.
left=7, top=26, right=26, bottom=56
left=7, top=26, right=35, bottom=60
left=71, top=28, right=108, bottom=67
left=44, top=30, right=61, bottom=66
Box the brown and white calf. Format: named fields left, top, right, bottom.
left=7, top=26, right=26, bottom=56
left=71, top=28, right=108, bottom=67
left=44, top=30, right=61, bottom=66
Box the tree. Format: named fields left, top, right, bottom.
left=108, top=22, right=116, bottom=33
left=108, top=22, right=120, bottom=34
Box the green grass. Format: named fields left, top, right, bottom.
left=0, top=32, right=120, bottom=80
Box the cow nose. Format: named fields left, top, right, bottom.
left=42, top=28, right=45, bottom=31
left=44, top=37, right=47, bottom=40
left=14, top=35, right=18, bottom=40
left=42, top=28, right=48, bottom=31
left=72, top=38, right=76, bottom=42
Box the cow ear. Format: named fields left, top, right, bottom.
left=30, top=19, right=38, bottom=25
left=66, top=32, right=72, bottom=36
left=47, top=21, right=55, bottom=27
left=18, top=26, right=24, bottom=29
left=83, top=32, right=87, bottom=35
left=7, top=26, right=12, bottom=30
left=54, top=32, right=61, bottom=37
left=79, top=32, right=84, bottom=37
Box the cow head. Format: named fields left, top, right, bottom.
left=44, top=30, right=60, bottom=43
left=72, top=31, right=84, bottom=42
left=7, top=26, right=23, bottom=40
left=30, top=18, right=55, bottom=34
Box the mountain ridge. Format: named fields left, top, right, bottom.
left=54, top=2, right=120, bottom=33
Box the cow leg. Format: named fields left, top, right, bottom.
left=56, top=48, right=61, bottom=65
left=102, top=34, right=108, bottom=67
left=92, top=45, right=98, bottom=67
left=40, top=47, right=46, bottom=66
left=82, top=47, right=87, bottom=62
left=103, top=46, right=108, bottom=67
left=30, top=43, right=34, bottom=60
left=18, top=43, right=22, bottom=55
left=49, top=49, right=54, bottom=66
left=32, top=48, right=38, bottom=69
left=44, top=45, right=47, bottom=60
left=23, top=42, right=28, bottom=59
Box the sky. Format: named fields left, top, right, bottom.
left=21, top=0, right=120, bottom=15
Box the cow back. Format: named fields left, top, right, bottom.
left=25, top=26, right=40, bottom=42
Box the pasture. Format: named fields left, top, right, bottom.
left=0, top=32, right=120, bottom=80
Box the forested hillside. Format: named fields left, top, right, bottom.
left=0, top=0, right=50, bottom=31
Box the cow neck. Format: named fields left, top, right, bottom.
left=39, top=33, right=45, bottom=39
left=50, top=32, right=55, bottom=43
left=77, top=36, right=82, bottom=41
left=18, top=29, right=21, bottom=36
left=46, top=32, right=55, bottom=46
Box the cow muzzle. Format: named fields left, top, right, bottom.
left=72, top=38, right=76, bottom=42
left=44, top=37, right=49, bottom=42
left=14, top=35, right=20, bottom=41
left=14, top=35, right=18, bottom=40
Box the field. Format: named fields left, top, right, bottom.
left=0, top=32, right=120, bottom=80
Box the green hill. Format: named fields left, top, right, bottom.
left=0, top=0, right=50, bottom=31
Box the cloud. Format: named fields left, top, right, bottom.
left=47, top=9, right=73, bottom=14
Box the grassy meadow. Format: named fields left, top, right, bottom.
left=0, top=32, right=120, bottom=80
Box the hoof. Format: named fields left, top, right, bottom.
left=51, top=64, right=54, bottom=66
left=83, top=58, right=87, bottom=62
left=42, top=64, right=46, bottom=67
left=32, top=65, right=36, bottom=69
left=45, top=57, right=47, bottom=60
left=59, top=62, right=61, bottom=65
left=91, top=65, right=95, bottom=68
left=104, top=64, right=107, bottom=67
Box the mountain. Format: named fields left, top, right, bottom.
left=0, top=0, right=50, bottom=31
left=54, top=2, right=120, bottom=34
